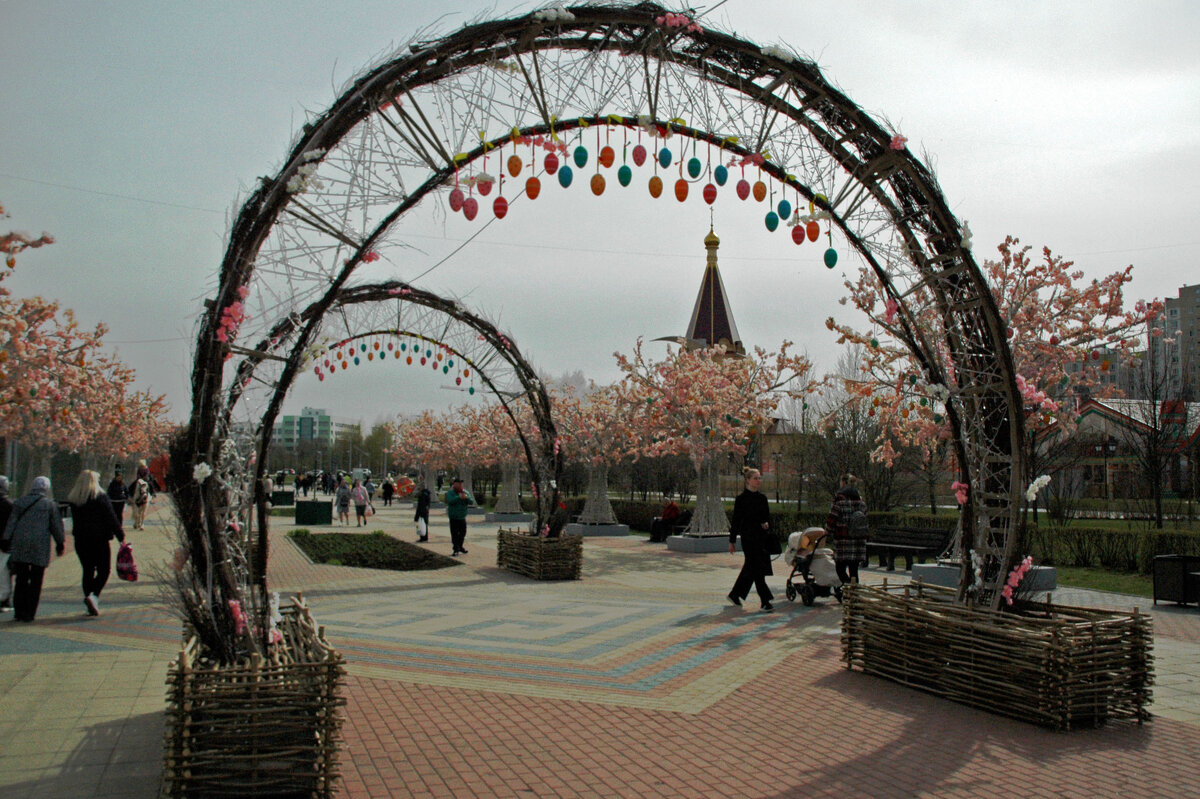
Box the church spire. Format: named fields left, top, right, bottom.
left=685, top=226, right=744, bottom=355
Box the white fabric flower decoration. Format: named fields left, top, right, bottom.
left=193, top=462, right=213, bottom=483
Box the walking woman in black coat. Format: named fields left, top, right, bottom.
left=727, top=467, right=775, bottom=612
left=67, top=470, right=124, bottom=616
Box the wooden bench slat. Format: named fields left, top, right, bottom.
left=865, top=525, right=954, bottom=571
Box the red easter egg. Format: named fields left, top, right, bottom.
left=599, top=146, right=615, bottom=168
left=752, top=180, right=767, bottom=202
left=477, top=179, right=493, bottom=196
left=591, top=174, right=606, bottom=195
left=493, top=196, right=508, bottom=218
left=449, top=188, right=465, bottom=212
left=736, top=179, right=750, bottom=200
left=806, top=221, right=820, bottom=241
left=703, top=183, right=717, bottom=204
left=507, top=154, right=522, bottom=177
left=648, top=175, right=663, bottom=198
left=632, top=144, right=647, bottom=166
left=792, top=225, right=805, bottom=245
left=674, top=179, right=688, bottom=202
left=526, top=176, right=541, bottom=200
left=462, top=197, right=478, bottom=220
left=544, top=152, right=559, bottom=174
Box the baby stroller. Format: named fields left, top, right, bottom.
left=784, top=527, right=843, bottom=606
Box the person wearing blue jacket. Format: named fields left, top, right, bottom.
left=1, top=476, right=66, bottom=622
left=444, top=477, right=474, bottom=555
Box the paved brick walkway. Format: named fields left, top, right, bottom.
left=2, top=498, right=1199, bottom=798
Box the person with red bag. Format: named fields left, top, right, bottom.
left=67, top=470, right=124, bottom=616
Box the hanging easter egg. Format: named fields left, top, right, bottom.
left=400, top=343, right=406, bottom=351
left=806, top=221, right=820, bottom=241
left=752, top=180, right=767, bottom=202
left=318, top=374, right=325, bottom=381
left=778, top=199, right=792, bottom=219
left=1049, top=334, right=1060, bottom=346
left=714, top=164, right=728, bottom=186
left=658, top=147, right=672, bottom=168
left=791, top=225, right=805, bottom=245
left=360, top=343, right=367, bottom=352
left=764, top=211, right=779, bottom=232
left=573, top=145, right=588, bottom=168
left=632, top=144, right=647, bottom=166
left=824, top=247, right=838, bottom=268
left=526, top=176, right=541, bottom=200
left=456, top=377, right=462, bottom=386
left=426, top=349, right=432, bottom=358
left=736, top=179, right=751, bottom=200
left=493, top=196, right=508, bottom=218
left=449, top=188, right=465, bottom=212
left=367, top=352, right=374, bottom=361
left=585, top=173, right=603, bottom=196
left=468, top=386, right=475, bottom=395
left=353, top=356, right=360, bottom=365
left=557, top=165, right=574, bottom=188
left=329, top=364, right=336, bottom=372
left=462, top=197, right=479, bottom=221
left=420, top=356, right=427, bottom=365
left=1091, top=350, right=1101, bottom=360
left=544, top=152, right=559, bottom=174
left=648, top=175, right=663, bottom=198
left=507, top=154, right=522, bottom=177
left=617, top=164, right=632, bottom=186
left=373, top=341, right=380, bottom=350
left=599, top=146, right=615, bottom=168
left=687, top=157, right=702, bottom=178
left=447, top=359, right=454, bottom=368
left=406, top=356, right=412, bottom=364
left=703, top=183, right=717, bottom=204
left=443, top=365, right=450, bottom=374
left=477, top=178, right=493, bottom=196
left=674, top=178, right=688, bottom=202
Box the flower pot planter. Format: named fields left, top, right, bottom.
left=841, top=582, right=1152, bottom=731
left=162, top=602, right=346, bottom=798
left=496, top=528, right=582, bottom=580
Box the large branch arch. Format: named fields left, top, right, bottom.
left=175, top=2, right=1024, bottom=626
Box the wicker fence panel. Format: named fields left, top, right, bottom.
left=163, top=602, right=346, bottom=798
left=497, top=529, right=583, bottom=580
left=841, top=582, right=1152, bottom=730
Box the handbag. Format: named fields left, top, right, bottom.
left=415, top=518, right=427, bottom=537
left=116, top=542, right=139, bottom=582
left=764, top=532, right=782, bottom=556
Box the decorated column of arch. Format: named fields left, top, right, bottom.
left=176, top=0, right=1028, bottom=659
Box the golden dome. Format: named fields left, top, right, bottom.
left=704, top=226, right=720, bottom=247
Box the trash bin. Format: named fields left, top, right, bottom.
left=271, top=490, right=295, bottom=507
left=295, top=501, right=332, bottom=526
left=1152, top=554, right=1200, bottom=606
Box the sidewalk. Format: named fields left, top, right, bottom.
left=2, top=498, right=1199, bottom=798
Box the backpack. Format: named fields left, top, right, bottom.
left=133, top=480, right=150, bottom=506
left=846, top=506, right=869, bottom=540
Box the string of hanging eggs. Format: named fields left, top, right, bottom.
left=311, top=333, right=477, bottom=395
left=444, top=116, right=839, bottom=269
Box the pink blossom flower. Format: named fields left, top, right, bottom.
left=889, top=135, right=908, bottom=150
left=363, top=251, right=381, bottom=263
left=951, top=480, right=969, bottom=505
left=884, top=297, right=899, bottom=325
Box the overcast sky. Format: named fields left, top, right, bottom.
left=4, top=1, right=1198, bottom=429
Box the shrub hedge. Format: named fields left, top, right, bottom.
left=288, top=529, right=461, bottom=571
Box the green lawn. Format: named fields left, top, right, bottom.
left=1050, top=565, right=1152, bottom=598
left=288, top=529, right=460, bottom=571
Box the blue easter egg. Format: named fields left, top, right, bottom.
left=778, top=199, right=792, bottom=219
left=824, top=248, right=838, bottom=268
left=573, top=145, right=588, bottom=168
left=658, top=147, right=672, bottom=168
left=557, top=165, right=574, bottom=188
left=714, top=164, right=728, bottom=185
left=617, top=165, right=632, bottom=186
left=765, top=211, right=779, bottom=232
left=687, top=157, right=702, bottom=178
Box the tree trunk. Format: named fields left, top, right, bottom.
left=457, top=466, right=474, bottom=496
left=683, top=458, right=729, bottom=537
left=579, top=463, right=616, bottom=524
left=494, top=461, right=522, bottom=513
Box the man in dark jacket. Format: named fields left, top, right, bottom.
left=1, top=476, right=66, bottom=622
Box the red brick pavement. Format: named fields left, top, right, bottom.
left=339, top=630, right=1200, bottom=799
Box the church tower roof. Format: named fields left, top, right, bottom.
left=684, top=226, right=744, bottom=355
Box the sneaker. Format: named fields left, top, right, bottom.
left=0, top=600, right=11, bottom=612
left=726, top=593, right=742, bottom=607
left=84, top=594, right=99, bottom=616
left=459, top=548, right=468, bottom=555
left=760, top=602, right=774, bottom=613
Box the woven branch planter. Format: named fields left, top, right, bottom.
left=163, top=602, right=346, bottom=798
left=497, top=528, right=582, bottom=580
left=841, top=582, right=1153, bottom=731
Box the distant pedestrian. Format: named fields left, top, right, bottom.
left=106, top=469, right=128, bottom=529
left=1, top=476, right=66, bottom=622
left=727, top=467, right=775, bottom=612
left=67, top=470, right=124, bottom=617
left=381, top=475, right=395, bottom=507
left=444, top=477, right=474, bottom=555
left=826, top=473, right=868, bottom=586
left=352, top=480, right=370, bottom=526
left=333, top=478, right=351, bottom=525
left=364, top=477, right=376, bottom=505
left=0, top=476, right=13, bottom=612
left=413, top=484, right=431, bottom=542
left=129, top=475, right=152, bottom=530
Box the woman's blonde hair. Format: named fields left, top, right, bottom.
left=742, top=467, right=762, bottom=480
left=67, top=469, right=103, bottom=505
left=842, top=473, right=858, bottom=486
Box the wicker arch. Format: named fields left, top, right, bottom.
left=176, top=2, right=1025, bottom=629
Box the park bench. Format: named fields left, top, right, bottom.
left=865, top=526, right=955, bottom=571
left=649, top=509, right=692, bottom=542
